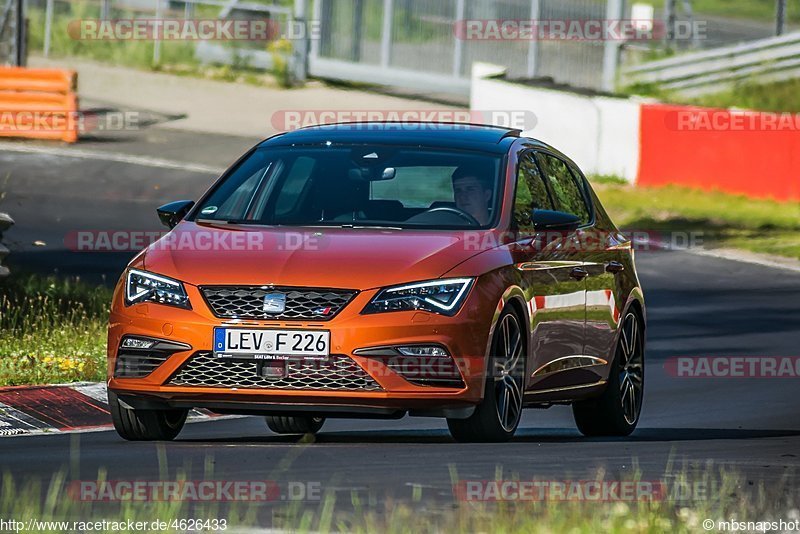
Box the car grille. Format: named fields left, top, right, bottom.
left=114, top=351, right=171, bottom=378
left=167, top=352, right=383, bottom=391
left=200, top=286, right=357, bottom=321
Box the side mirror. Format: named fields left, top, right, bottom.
left=531, top=209, right=581, bottom=231
left=157, top=200, right=195, bottom=229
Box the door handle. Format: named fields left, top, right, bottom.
left=569, top=267, right=589, bottom=281
left=605, top=261, right=625, bottom=274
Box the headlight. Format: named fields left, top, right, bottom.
left=362, top=278, right=474, bottom=316
left=125, top=269, right=191, bottom=309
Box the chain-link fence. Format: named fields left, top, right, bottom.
left=658, top=0, right=799, bottom=50
left=312, top=0, right=612, bottom=93
left=27, top=0, right=293, bottom=73
left=21, top=0, right=800, bottom=96
left=0, top=0, right=25, bottom=66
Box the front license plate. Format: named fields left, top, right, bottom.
left=213, top=328, right=330, bottom=361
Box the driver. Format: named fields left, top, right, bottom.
left=452, top=165, right=493, bottom=225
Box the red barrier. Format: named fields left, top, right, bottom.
left=637, top=104, right=800, bottom=202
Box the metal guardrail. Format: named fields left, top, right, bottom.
left=0, top=212, right=13, bottom=280
left=622, top=31, right=800, bottom=97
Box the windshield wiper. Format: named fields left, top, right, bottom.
left=331, top=223, right=403, bottom=230
left=195, top=218, right=255, bottom=225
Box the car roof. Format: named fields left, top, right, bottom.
left=259, top=122, right=525, bottom=154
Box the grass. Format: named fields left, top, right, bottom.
left=625, top=77, right=800, bottom=114
left=690, top=78, right=800, bottom=113
left=590, top=180, right=800, bottom=260
left=647, top=0, right=800, bottom=23
left=0, top=274, right=111, bottom=386
left=2, top=450, right=797, bottom=533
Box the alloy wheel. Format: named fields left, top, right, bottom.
left=493, top=313, right=524, bottom=432
left=618, top=312, right=644, bottom=425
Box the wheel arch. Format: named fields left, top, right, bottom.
left=478, top=285, right=529, bottom=399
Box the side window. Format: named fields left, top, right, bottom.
left=536, top=153, right=590, bottom=224
left=514, top=152, right=553, bottom=231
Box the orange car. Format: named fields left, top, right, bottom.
left=107, top=123, right=645, bottom=442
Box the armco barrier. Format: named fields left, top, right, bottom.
left=0, top=212, right=13, bottom=280
left=637, top=104, right=800, bottom=202
left=0, top=67, right=79, bottom=143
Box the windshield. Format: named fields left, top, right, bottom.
left=191, top=145, right=504, bottom=229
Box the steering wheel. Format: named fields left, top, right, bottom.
left=423, top=206, right=481, bottom=226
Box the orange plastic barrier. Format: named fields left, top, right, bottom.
left=637, top=104, right=800, bottom=202
left=0, top=67, right=79, bottom=143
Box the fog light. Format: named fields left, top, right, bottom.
left=396, top=346, right=449, bottom=357
left=121, top=337, right=157, bottom=349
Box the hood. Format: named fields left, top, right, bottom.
left=143, top=222, right=489, bottom=290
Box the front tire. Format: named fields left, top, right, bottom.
left=108, top=391, right=188, bottom=441
left=266, top=415, right=325, bottom=435
left=447, top=309, right=525, bottom=443
left=572, top=310, right=645, bottom=436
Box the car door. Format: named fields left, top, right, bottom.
left=509, top=150, right=588, bottom=393
left=568, top=161, right=629, bottom=374
left=524, top=151, right=597, bottom=392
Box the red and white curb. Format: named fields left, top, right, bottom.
left=0, top=382, right=217, bottom=437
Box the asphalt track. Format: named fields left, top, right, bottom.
left=1, top=133, right=799, bottom=515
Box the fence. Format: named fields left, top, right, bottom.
left=27, top=0, right=800, bottom=97
left=653, top=1, right=798, bottom=51
left=622, top=30, right=800, bottom=97
left=0, top=212, right=13, bottom=280
left=309, top=0, right=618, bottom=95
left=33, top=0, right=622, bottom=95
left=0, top=0, right=25, bottom=66
left=34, top=0, right=295, bottom=73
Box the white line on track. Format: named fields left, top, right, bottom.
left=0, top=142, right=226, bottom=175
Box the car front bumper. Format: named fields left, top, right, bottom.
left=107, top=282, right=496, bottom=417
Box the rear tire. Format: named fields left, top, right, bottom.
left=108, top=391, right=188, bottom=441
left=573, top=310, right=644, bottom=437
left=447, top=309, right=525, bottom=443
left=266, top=415, right=325, bottom=435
